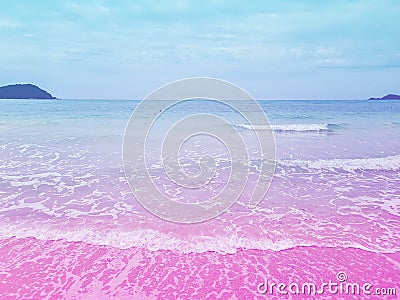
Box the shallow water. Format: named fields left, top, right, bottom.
left=0, top=99, right=399, bottom=298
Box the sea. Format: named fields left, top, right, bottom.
left=0, top=99, right=399, bottom=299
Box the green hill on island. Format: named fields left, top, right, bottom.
left=0, top=84, right=56, bottom=99
left=369, top=94, right=400, bottom=100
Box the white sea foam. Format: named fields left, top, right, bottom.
left=381, top=198, right=400, bottom=217
left=1, top=223, right=397, bottom=254
left=236, top=123, right=329, bottom=132
left=278, top=155, right=400, bottom=171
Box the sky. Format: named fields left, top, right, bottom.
left=0, top=0, right=399, bottom=100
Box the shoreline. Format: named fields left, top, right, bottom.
left=1, top=236, right=399, bottom=299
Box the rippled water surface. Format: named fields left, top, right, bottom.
left=1, top=99, right=399, bottom=299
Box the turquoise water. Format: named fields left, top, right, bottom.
left=2, top=99, right=400, bottom=159
left=0, top=98, right=399, bottom=252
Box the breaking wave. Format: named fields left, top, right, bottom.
left=236, top=123, right=331, bottom=132
left=278, top=155, right=400, bottom=171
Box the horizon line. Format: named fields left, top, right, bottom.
left=49, top=97, right=385, bottom=101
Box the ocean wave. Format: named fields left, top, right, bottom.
left=236, top=123, right=330, bottom=132
left=0, top=224, right=296, bottom=254
left=1, top=224, right=397, bottom=255
left=278, top=155, right=400, bottom=171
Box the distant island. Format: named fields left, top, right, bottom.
left=0, top=84, right=56, bottom=99
left=369, top=94, right=400, bottom=100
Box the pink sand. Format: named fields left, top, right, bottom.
left=0, top=237, right=399, bottom=299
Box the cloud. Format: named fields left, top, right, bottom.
left=0, top=19, right=21, bottom=28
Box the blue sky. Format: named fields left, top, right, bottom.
left=0, top=0, right=399, bottom=99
